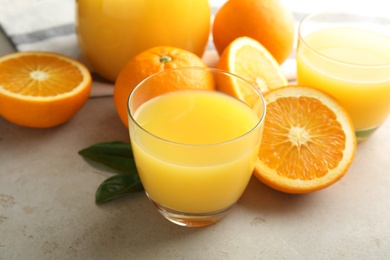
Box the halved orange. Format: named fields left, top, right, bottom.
left=217, top=36, right=288, bottom=99
left=254, top=86, right=356, bottom=194
left=0, top=51, right=92, bottom=128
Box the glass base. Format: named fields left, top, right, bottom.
left=355, top=127, right=378, bottom=143
left=149, top=198, right=232, bottom=227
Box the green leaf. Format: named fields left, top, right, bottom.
left=79, top=141, right=144, bottom=203
left=96, top=174, right=144, bottom=204
left=79, top=141, right=137, bottom=174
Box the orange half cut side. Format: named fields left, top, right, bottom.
left=254, top=86, right=357, bottom=194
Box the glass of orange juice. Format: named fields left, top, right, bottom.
left=296, top=9, right=390, bottom=142
left=75, top=0, right=210, bottom=82
left=127, top=68, right=266, bottom=227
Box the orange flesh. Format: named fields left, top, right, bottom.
left=234, top=45, right=286, bottom=93
left=0, top=56, right=83, bottom=97
left=259, top=96, right=346, bottom=181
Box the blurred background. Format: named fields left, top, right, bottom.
left=0, top=0, right=387, bottom=57
left=0, top=0, right=387, bottom=83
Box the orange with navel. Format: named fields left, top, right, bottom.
left=114, top=46, right=215, bottom=127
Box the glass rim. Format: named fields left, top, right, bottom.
left=127, top=67, right=266, bottom=147
left=298, top=9, right=390, bottom=68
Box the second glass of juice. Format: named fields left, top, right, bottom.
left=296, top=9, right=390, bottom=142
left=127, top=68, right=266, bottom=227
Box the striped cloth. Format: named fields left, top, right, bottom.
left=0, top=0, right=78, bottom=58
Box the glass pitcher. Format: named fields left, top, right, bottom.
left=76, top=0, right=211, bottom=82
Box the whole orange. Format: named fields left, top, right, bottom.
left=113, top=46, right=214, bottom=127
left=212, top=0, right=295, bottom=64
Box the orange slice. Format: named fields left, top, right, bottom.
left=254, top=86, right=356, bottom=194
left=217, top=36, right=288, bottom=100
left=0, top=51, right=92, bottom=128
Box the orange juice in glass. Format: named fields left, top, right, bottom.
left=297, top=10, right=390, bottom=142
left=76, top=0, right=210, bottom=82
left=127, top=68, right=266, bottom=227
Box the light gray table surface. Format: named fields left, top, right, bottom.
left=1, top=26, right=390, bottom=259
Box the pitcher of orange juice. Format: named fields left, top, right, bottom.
left=76, top=0, right=211, bottom=82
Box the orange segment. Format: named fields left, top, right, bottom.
left=0, top=51, right=92, bottom=128
left=254, top=86, right=356, bottom=194
left=217, top=36, right=288, bottom=100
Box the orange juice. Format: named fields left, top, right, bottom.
left=129, top=90, right=264, bottom=213
left=76, top=0, right=210, bottom=81
left=297, top=28, right=390, bottom=134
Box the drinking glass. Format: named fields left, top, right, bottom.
left=127, top=68, right=266, bottom=227
left=296, top=9, right=390, bottom=142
